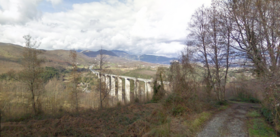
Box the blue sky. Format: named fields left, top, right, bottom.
left=0, top=0, right=211, bottom=57
left=38, top=0, right=101, bottom=13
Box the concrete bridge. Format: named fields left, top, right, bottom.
left=89, top=65, right=169, bottom=104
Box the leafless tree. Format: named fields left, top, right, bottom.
left=20, top=35, right=44, bottom=115
left=68, top=50, right=80, bottom=112
left=97, top=47, right=110, bottom=109
left=187, top=2, right=231, bottom=101
left=224, top=0, right=280, bottom=77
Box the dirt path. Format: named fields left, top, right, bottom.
left=197, top=102, right=260, bottom=137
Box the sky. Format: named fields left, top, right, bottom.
left=0, top=0, right=211, bottom=57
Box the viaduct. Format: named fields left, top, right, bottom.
left=89, top=65, right=169, bottom=104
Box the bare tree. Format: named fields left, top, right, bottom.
left=68, top=50, right=80, bottom=112
left=187, top=2, right=231, bottom=101
left=187, top=6, right=213, bottom=96
left=224, top=0, right=280, bottom=77
left=21, top=35, right=44, bottom=115
left=97, top=47, right=110, bottom=109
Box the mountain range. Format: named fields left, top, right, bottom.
left=79, top=49, right=178, bottom=64
left=0, top=42, right=175, bottom=74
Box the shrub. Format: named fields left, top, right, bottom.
left=236, top=92, right=261, bottom=103
left=216, top=100, right=228, bottom=106
left=260, top=107, right=274, bottom=124
left=171, top=105, right=185, bottom=116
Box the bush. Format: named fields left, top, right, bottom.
left=261, top=107, right=274, bottom=124
left=236, top=92, right=261, bottom=103
left=216, top=100, right=228, bottom=106
left=171, top=105, right=185, bottom=116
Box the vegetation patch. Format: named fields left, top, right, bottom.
left=149, top=122, right=171, bottom=137
left=218, top=105, right=229, bottom=111
left=230, top=92, right=261, bottom=103
left=248, top=118, right=276, bottom=137
left=247, top=110, right=276, bottom=137
left=260, top=107, right=274, bottom=124
left=189, top=112, right=211, bottom=132
left=247, top=110, right=261, bottom=117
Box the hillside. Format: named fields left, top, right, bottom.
left=0, top=42, right=165, bottom=74
left=0, top=43, right=93, bottom=74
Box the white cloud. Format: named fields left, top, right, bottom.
left=0, top=0, right=42, bottom=24
left=0, top=0, right=211, bottom=57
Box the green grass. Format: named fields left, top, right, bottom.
left=191, top=112, right=211, bottom=128
left=185, top=112, right=212, bottom=133
left=247, top=110, right=276, bottom=137
left=247, top=110, right=261, bottom=117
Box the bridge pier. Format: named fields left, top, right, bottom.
left=136, top=80, right=140, bottom=100
left=101, top=75, right=105, bottom=82
left=110, top=76, right=115, bottom=96
left=144, top=81, right=148, bottom=101
left=147, top=82, right=152, bottom=100
left=133, top=80, right=137, bottom=100
left=105, top=75, right=110, bottom=90
left=117, top=77, right=123, bottom=103
left=125, top=78, right=130, bottom=102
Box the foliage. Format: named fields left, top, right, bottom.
left=260, top=107, right=274, bottom=124
left=40, top=67, right=60, bottom=82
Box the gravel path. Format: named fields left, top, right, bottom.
left=197, top=102, right=260, bottom=137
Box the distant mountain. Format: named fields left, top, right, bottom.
left=112, top=50, right=178, bottom=64
left=81, top=50, right=117, bottom=58
left=111, top=50, right=138, bottom=60
left=79, top=49, right=178, bottom=64
left=111, top=50, right=129, bottom=57
left=139, top=55, right=178, bottom=64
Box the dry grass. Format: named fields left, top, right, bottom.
left=1, top=103, right=158, bottom=136
left=226, top=80, right=263, bottom=102
left=0, top=61, right=22, bottom=74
